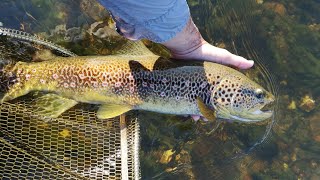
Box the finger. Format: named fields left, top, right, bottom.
left=200, top=44, right=254, bottom=69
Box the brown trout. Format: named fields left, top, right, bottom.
left=0, top=41, right=274, bottom=122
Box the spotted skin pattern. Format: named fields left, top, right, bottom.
left=1, top=55, right=274, bottom=121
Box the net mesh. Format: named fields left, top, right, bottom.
left=0, top=24, right=141, bottom=179
left=0, top=98, right=140, bottom=179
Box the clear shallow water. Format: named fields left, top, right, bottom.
left=0, top=0, right=319, bottom=179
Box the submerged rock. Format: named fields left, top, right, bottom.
left=288, top=100, right=297, bottom=110
left=80, top=0, right=108, bottom=21
left=264, top=2, right=287, bottom=16
left=87, top=21, right=119, bottom=39
left=64, top=27, right=85, bottom=42
left=256, top=0, right=263, bottom=4
left=299, top=95, right=315, bottom=112
left=309, top=112, right=320, bottom=142
left=308, top=24, right=320, bottom=32
left=159, top=149, right=175, bottom=164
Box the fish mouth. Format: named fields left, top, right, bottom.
left=226, top=96, right=275, bottom=123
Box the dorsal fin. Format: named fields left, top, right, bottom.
left=128, top=60, right=151, bottom=72
left=115, top=40, right=156, bottom=56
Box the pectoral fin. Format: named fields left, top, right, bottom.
left=97, top=104, right=132, bottom=119
left=196, top=97, right=216, bottom=121
left=33, top=93, right=78, bottom=118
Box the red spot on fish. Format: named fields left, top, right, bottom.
left=115, top=82, right=121, bottom=87
left=70, top=82, right=76, bottom=88
left=52, top=74, right=59, bottom=80
left=129, top=87, right=135, bottom=93
left=32, top=69, right=36, bottom=73
left=40, top=79, right=46, bottom=84
left=102, top=82, right=108, bottom=87
left=128, top=75, right=134, bottom=81
left=25, top=74, right=31, bottom=80
left=63, top=83, right=69, bottom=88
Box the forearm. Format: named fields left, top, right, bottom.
left=161, top=17, right=206, bottom=57
left=97, top=0, right=190, bottom=43
left=98, top=0, right=254, bottom=69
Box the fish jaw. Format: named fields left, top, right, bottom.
left=229, top=110, right=273, bottom=123
left=216, top=92, right=275, bottom=123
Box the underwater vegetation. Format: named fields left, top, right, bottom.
left=187, top=0, right=320, bottom=179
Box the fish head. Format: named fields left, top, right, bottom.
left=212, top=73, right=274, bottom=123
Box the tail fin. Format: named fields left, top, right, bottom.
left=0, top=27, right=78, bottom=98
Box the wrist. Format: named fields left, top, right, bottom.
left=161, top=17, right=206, bottom=57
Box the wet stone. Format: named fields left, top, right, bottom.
left=159, top=149, right=175, bottom=164
left=256, top=0, right=263, bottom=4
left=299, top=95, right=315, bottom=112
left=308, top=112, right=320, bottom=142
left=288, top=100, right=296, bottom=110
left=308, top=24, right=320, bottom=32
left=264, top=2, right=287, bottom=16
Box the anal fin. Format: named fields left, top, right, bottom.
left=97, top=104, right=132, bottom=119
left=33, top=93, right=78, bottom=118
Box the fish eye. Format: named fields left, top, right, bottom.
left=254, top=89, right=265, bottom=99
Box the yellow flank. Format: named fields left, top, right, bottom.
left=1, top=53, right=274, bottom=122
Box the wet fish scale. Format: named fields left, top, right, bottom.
left=1, top=54, right=274, bottom=122
left=5, top=57, right=210, bottom=105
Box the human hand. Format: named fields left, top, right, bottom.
left=162, top=17, right=254, bottom=121
left=162, top=17, right=254, bottom=70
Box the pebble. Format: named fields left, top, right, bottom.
left=299, top=95, right=315, bottom=112
left=159, top=149, right=175, bottom=164
left=308, top=112, right=320, bottom=142
left=288, top=100, right=296, bottom=110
